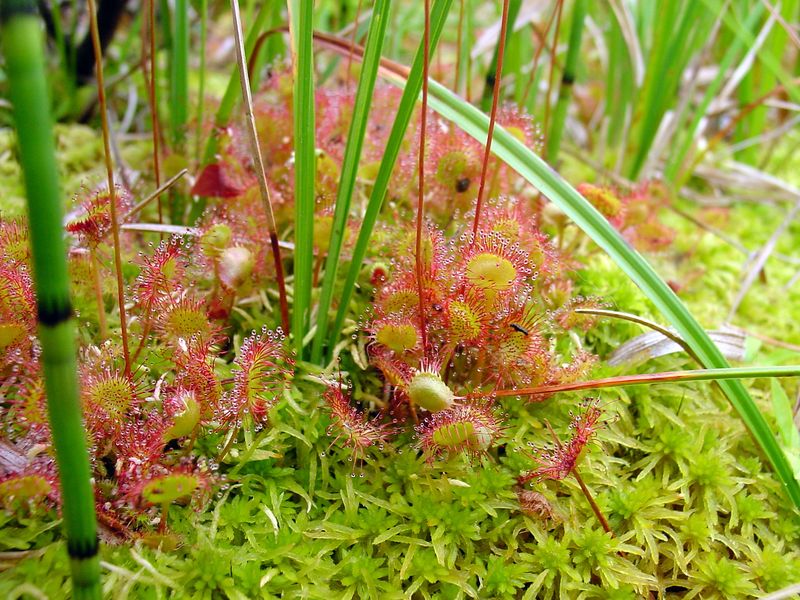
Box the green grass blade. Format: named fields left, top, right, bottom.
left=328, top=0, right=454, bottom=359
left=2, top=5, right=101, bottom=596
left=493, top=366, right=800, bottom=398
left=628, top=1, right=710, bottom=179
left=311, top=0, right=392, bottom=364
left=422, top=77, right=800, bottom=509
left=700, top=0, right=800, bottom=105
left=664, top=3, right=765, bottom=181
left=288, top=0, right=316, bottom=357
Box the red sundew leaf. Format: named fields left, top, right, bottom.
left=191, top=164, right=247, bottom=198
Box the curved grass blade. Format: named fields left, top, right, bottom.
left=288, top=0, right=317, bottom=356
left=328, top=0, right=454, bottom=360
left=2, top=5, right=101, bottom=596
left=421, top=77, right=800, bottom=508
left=311, top=0, right=393, bottom=364
left=230, top=0, right=291, bottom=335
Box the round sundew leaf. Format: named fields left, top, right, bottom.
left=407, top=371, right=455, bottom=412
left=87, top=374, right=135, bottom=420
left=376, top=322, right=418, bottom=353
left=164, top=304, right=211, bottom=340
left=164, top=393, right=201, bottom=441
left=218, top=246, right=254, bottom=291
left=435, top=150, right=472, bottom=185
left=0, top=323, right=25, bottom=350
left=447, top=300, right=482, bottom=343
left=381, top=289, right=418, bottom=315
left=432, top=420, right=476, bottom=448
left=141, top=473, right=200, bottom=505
left=200, top=223, right=232, bottom=258
left=466, top=252, right=517, bottom=292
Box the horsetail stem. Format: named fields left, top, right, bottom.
left=1, top=2, right=101, bottom=596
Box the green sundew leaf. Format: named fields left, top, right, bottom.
left=289, top=0, right=317, bottom=358
left=312, top=0, right=392, bottom=364
left=419, top=77, right=800, bottom=509
left=771, top=379, right=800, bottom=483
left=329, top=0, right=454, bottom=359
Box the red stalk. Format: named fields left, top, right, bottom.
left=415, top=0, right=431, bottom=351
left=146, top=0, right=163, bottom=222
left=470, top=368, right=796, bottom=399
left=230, top=0, right=290, bottom=335
left=471, top=0, right=510, bottom=237
left=88, top=0, right=132, bottom=377
left=542, top=0, right=564, bottom=158
left=520, top=1, right=560, bottom=107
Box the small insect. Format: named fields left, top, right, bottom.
left=455, top=177, right=471, bottom=193
left=432, top=303, right=444, bottom=312
left=510, top=323, right=529, bottom=335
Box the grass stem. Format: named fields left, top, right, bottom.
left=229, top=0, right=290, bottom=335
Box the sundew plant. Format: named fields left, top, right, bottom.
left=2, top=0, right=800, bottom=597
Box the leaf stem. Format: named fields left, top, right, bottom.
left=472, top=0, right=510, bottom=237
left=88, top=0, right=131, bottom=377
left=416, top=0, right=431, bottom=351
left=471, top=366, right=800, bottom=399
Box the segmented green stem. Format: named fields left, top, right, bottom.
left=545, top=0, right=586, bottom=161
left=1, top=3, right=101, bottom=596
left=170, top=0, right=189, bottom=147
